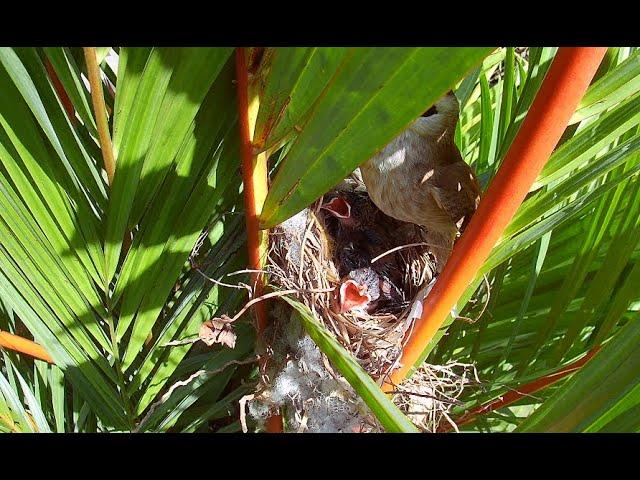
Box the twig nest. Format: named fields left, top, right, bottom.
left=392, top=362, right=480, bottom=432
left=253, top=172, right=474, bottom=432
left=267, top=173, right=436, bottom=381
left=246, top=312, right=381, bottom=433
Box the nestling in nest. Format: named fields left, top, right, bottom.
left=247, top=91, right=482, bottom=432
left=245, top=173, right=437, bottom=432
left=267, top=172, right=436, bottom=382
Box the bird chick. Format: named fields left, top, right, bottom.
left=359, top=91, right=480, bottom=271
left=331, top=267, right=402, bottom=314
left=321, top=192, right=399, bottom=281
left=321, top=190, right=379, bottom=234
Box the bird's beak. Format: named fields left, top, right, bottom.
left=337, top=280, right=371, bottom=313
left=321, top=197, right=351, bottom=219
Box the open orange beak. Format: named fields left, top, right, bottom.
left=338, top=280, right=371, bottom=313
left=321, top=196, right=351, bottom=219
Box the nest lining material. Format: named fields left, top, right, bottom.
left=267, top=174, right=436, bottom=381
left=247, top=307, right=382, bottom=433
left=246, top=173, right=473, bottom=432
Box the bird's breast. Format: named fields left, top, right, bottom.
left=361, top=132, right=453, bottom=230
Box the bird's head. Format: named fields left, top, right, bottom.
left=332, top=267, right=383, bottom=314
left=322, top=191, right=381, bottom=228
left=410, top=91, right=460, bottom=140
left=332, top=279, right=372, bottom=314
left=322, top=196, right=351, bottom=220
left=322, top=195, right=365, bottom=232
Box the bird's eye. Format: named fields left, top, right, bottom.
left=421, top=105, right=438, bottom=117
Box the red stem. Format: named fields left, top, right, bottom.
left=383, top=47, right=608, bottom=391
left=441, top=346, right=601, bottom=431
left=44, top=57, right=76, bottom=125
left=235, top=48, right=268, bottom=332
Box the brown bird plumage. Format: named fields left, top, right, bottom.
left=359, top=91, right=480, bottom=270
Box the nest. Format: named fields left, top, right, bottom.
left=246, top=307, right=383, bottom=432
left=392, top=362, right=479, bottom=432
left=245, top=172, right=473, bottom=432
left=267, top=173, right=437, bottom=380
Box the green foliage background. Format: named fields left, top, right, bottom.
left=0, top=47, right=638, bottom=432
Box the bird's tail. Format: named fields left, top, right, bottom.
left=423, top=228, right=456, bottom=274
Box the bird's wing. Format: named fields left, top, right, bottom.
left=432, top=137, right=465, bottom=167
left=430, top=162, right=481, bottom=232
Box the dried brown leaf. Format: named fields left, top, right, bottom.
left=199, top=317, right=237, bottom=349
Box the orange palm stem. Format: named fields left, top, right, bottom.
left=0, top=330, right=54, bottom=363
left=383, top=47, right=608, bottom=392
left=236, top=47, right=268, bottom=331
left=441, top=346, right=601, bottom=431
left=235, top=47, right=283, bottom=432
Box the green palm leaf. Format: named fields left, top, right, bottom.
left=2, top=46, right=639, bottom=433
left=517, top=314, right=640, bottom=432
left=259, top=47, right=494, bottom=229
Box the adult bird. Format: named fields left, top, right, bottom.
left=359, top=91, right=481, bottom=271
